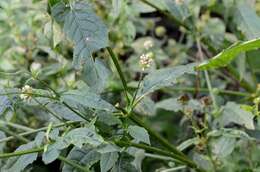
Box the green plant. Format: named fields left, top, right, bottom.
left=1, top=0, right=260, bottom=172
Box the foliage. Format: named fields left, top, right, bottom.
left=0, top=0, right=260, bottom=172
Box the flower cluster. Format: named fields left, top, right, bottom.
left=139, top=53, right=153, bottom=71
left=20, top=85, right=33, bottom=100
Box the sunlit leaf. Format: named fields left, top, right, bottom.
left=197, top=38, right=260, bottom=70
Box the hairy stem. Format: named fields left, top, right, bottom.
left=0, top=147, right=43, bottom=158
left=196, top=38, right=218, bottom=110
left=107, top=47, right=130, bottom=104
left=0, top=125, right=29, bottom=143
left=0, top=121, right=79, bottom=143
left=116, top=140, right=205, bottom=172
left=0, top=120, right=34, bottom=132
left=129, top=113, right=185, bottom=156
left=58, top=156, right=90, bottom=172
left=106, top=47, right=199, bottom=170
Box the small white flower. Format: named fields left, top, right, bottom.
left=30, top=62, right=42, bottom=72
left=143, top=40, right=154, bottom=50
left=175, top=0, right=184, bottom=5
left=20, top=85, right=33, bottom=100
left=139, top=53, right=153, bottom=71
left=85, top=37, right=90, bottom=42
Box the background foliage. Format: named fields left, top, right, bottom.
left=1, top=0, right=260, bottom=171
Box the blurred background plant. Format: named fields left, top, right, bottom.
left=0, top=0, right=260, bottom=171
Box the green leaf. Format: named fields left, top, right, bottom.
left=42, top=139, right=68, bottom=164
left=128, top=125, right=150, bottom=145
left=156, top=98, right=203, bottom=112
left=211, top=136, right=236, bottom=158
left=97, top=111, right=122, bottom=126
left=100, top=152, right=119, bottom=172
left=0, top=88, right=17, bottom=115
left=218, top=102, right=255, bottom=130
left=43, top=126, right=103, bottom=164
left=177, top=137, right=199, bottom=151
left=51, top=2, right=70, bottom=24
left=62, top=147, right=101, bottom=172
left=135, top=97, right=156, bottom=116
left=82, top=58, right=110, bottom=93
left=0, top=95, right=10, bottom=115
left=61, top=89, right=115, bottom=112
left=63, top=2, right=108, bottom=69
left=0, top=131, right=6, bottom=152
left=111, top=153, right=137, bottom=172
left=2, top=143, right=38, bottom=172
left=235, top=3, right=260, bottom=40
left=47, top=102, right=84, bottom=121
left=141, top=0, right=167, bottom=11
left=65, top=127, right=104, bottom=148
left=193, top=153, right=214, bottom=171
left=197, top=38, right=260, bottom=70
left=97, top=144, right=120, bottom=154
left=164, top=0, right=190, bottom=22
left=202, top=18, right=225, bottom=50
left=137, top=63, right=196, bottom=99
left=156, top=98, right=183, bottom=112
left=2, top=133, right=45, bottom=172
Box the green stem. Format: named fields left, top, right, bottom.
left=0, top=147, right=89, bottom=172
left=0, top=147, right=43, bottom=158
left=168, top=87, right=251, bottom=97
left=0, top=125, right=29, bottom=143
left=32, top=74, right=60, bottom=98
left=226, top=65, right=255, bottom=93
left=31, top=74, right=90, bottom=122
left=0, top=120, right=34, bottom=132
left=62, top=101, right=89, bottom=121
left=0, top=121, right=79, bottom=143
left=0, top=128, right=89, bottom=172
left=34, top=98, right=64, bottom=122
left=108, top=85, right=251, bottom=97
left=145, top=153, right=175, bottom=161
left=196, top=38, right=218, bottom=110
left=0, top=92, right=57, bottom=99
left=129, top=113, right=185, bottom=157
left=107, top=47, right=130, bottom=104
left=58, top=156, right=90, bottom=172
left=161, top=166, right=187, bottom=172
left=116, top=140, right=205, bottom=172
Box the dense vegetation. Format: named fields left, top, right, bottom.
left=1, top=0, right=260, bottom=171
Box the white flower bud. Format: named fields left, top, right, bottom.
left=143, top=40, right=154, bottom=50
left=20, top=85, right=33, bottom=100
left=139, top=53, right=153, bottom=71
left=30, top=62, right=42, bottom=72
